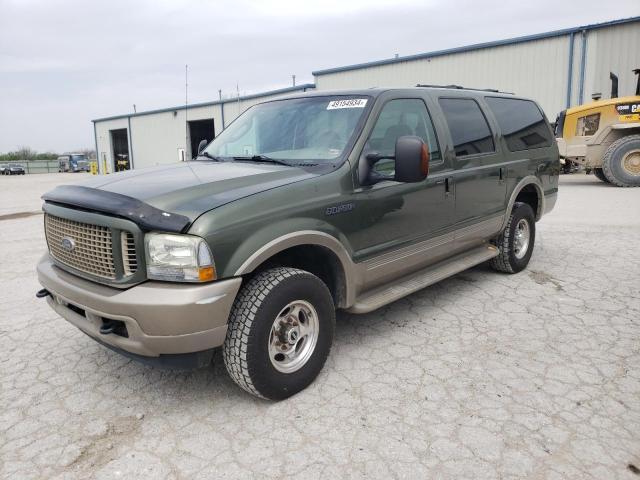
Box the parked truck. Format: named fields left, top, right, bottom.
left=37, top=87, right=558, bottom=399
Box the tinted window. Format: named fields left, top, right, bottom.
left=366, top=99, right=441, bottom=175
left=485, top=97, right=552, bottom=151
left=439, top=98, right=495, bottom=156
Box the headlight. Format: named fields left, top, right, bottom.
left=145, top=233, right=216, bottom=282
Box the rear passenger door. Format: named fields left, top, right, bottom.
left=438, top=97, right=506, bottom=229
left=483, top=96, right=556, bottom=209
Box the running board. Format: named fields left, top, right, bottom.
left=347, top=244, right=499, bottom=314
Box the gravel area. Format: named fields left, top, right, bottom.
left=1, top=173, right=639, bottom=479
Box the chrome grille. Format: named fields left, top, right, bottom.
left=45, top=214, right=116, bottom=279
left=121, top=231, right=138, bottom=275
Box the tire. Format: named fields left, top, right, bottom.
left=223, top=267, right=335, bottom=400
left=593, top=168, right=610, bottom=183
left=490, top=202, right=536, bottom=274
left=602, top=135, right=640, bottom=187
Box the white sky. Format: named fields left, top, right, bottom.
left=0, top=0, right=638, bottom=152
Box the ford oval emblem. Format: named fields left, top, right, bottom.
left=61, top=237, right=76, bottom=252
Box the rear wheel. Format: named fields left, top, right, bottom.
left=223, top=267, right=335, bottom=400
left=490, top=202, right=536, bottom=274
left=593, top=168, right=609, bottom=183
left=602, top=135, right=640, bottom=187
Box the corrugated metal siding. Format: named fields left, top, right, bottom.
left=567, top=32, right=582, bottom=108
left=315, top=36, right=570, bottom=118
left=587, top=23, right=640, bottom=101
left=131, top=105, right=223, bottom=169
left=93, top=19, right=638, bottom=172
left=94, top=87, right=315, bottom=170
left=221, top=88, right=311, bottom=123
left=94, top=118, right=128, bottom=174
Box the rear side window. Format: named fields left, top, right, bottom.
left=439, top=98, right=495, bottom=156
left=485, top=97, right=552, bottom=151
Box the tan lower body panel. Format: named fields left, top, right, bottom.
left=348, top=244, right=499, bottom=314
left=37, top=254, right=242, bottom=356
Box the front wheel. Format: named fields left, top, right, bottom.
left=490, top=202, right=536, bottom=273
left=223, top=267, right=335, bottom=400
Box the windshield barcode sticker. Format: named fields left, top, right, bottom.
left=327, top=99, right=368, bottom=110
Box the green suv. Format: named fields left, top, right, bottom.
left=37, top=87, right=559, bottom=399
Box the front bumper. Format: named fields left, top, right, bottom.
left=37, top=254, right=242, bottom=359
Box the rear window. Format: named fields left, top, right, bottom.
left=439, top=98, right=495, bottom=156
left=485, top=97, right=552, bottom=151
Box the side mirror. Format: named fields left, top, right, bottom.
left=197, top=139, right=208, bottom=155
left=362, top=135, right=429, bottom=185
left=394, top=136, right=429, bottom=183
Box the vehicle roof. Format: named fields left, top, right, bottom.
left=566, top=95, right=640, bottom=115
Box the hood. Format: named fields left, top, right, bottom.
left=43, top=161, right=324, bottom=231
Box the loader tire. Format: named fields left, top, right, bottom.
left=593, top=168, right=609, bottom=183
left=602, top=135, right=640, bottom=187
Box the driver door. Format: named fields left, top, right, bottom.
left=349, top=97, right=455, bottom=287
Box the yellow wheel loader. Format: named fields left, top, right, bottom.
left=556, top=69, right=640, bottom=187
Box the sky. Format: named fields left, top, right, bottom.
left=0, top=0, right=638, bottom=153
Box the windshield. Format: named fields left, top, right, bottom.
left=203, top=96, right=370, bottom=164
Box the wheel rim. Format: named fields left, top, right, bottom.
left=622, top=149, right=640, bottom=176
left=268, top=300, right=319, bottom=374
left=513, top=219, right=530, bottom=260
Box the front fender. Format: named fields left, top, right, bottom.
left=223, top=219, right=357, bottom=304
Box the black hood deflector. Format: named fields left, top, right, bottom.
left=42, top=185, right=191, bottom=232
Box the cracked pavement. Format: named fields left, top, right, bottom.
left=1, top=173, right=639, bottom=479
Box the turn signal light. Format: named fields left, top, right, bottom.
left=199, top=266, right=216, bottom=282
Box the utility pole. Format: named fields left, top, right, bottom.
left=219, top=89, right=225, bottom=130
left=292, top=75, right=296, bottom=87
left=133, top=104, right=136, bottom=113
left=185, top=64, right=188, bottom=160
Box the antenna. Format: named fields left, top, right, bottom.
left=185, top=64, right=188, bottom=158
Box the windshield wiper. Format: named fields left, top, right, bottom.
left=232, top=155, right=291, bottom=166
left=197, top=152, right=226, bottom=162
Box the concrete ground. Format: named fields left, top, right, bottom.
left=1, top=172, right=639, bottom=479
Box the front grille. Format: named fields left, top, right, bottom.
left=45, top=214, right=116, bottom=279
left=121, top=231, right=138, bottom=275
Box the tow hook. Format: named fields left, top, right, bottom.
left=100, top=320, right=118, bottom=335
left=36, top=288, right=51, bottom=299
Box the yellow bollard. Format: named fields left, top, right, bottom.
left=90, top=161, right=98, bottom=175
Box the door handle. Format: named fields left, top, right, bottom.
left=445, top=177, right=452, bottom=195
left=435, top=177, right=453, bottom=196
left=499, top=167, right=505, bottom=182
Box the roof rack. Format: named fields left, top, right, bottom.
left=415, top=84, right=513, bottom=94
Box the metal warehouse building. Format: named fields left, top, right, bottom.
left=93, top=16, right=639, bottom=173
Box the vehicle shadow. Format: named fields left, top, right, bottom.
left=85, top=264, right=491, bottom=405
